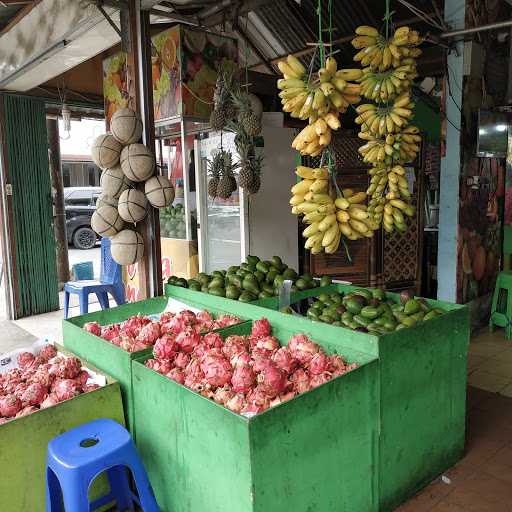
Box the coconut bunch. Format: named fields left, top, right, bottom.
left=144, top=317, right=357, bottom=416
left=82, top=309, right=241, bottom=353
left=90, top=107, right=175, bottom=265
left=0, top=345, right=100, bottom=424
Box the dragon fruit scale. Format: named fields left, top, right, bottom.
left=201, top=354, right=233, bottom=387
left=251, top=318, right=271, bottom=338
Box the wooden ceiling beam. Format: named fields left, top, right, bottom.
left=0, top=0, right=40, bottom=37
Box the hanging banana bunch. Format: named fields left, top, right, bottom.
left=277, top=55, right=362, bottom=156
left=290, top=166, right=378, bottom=254
left=351, top=24, right=423, bottom=233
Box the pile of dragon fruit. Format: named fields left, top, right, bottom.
left=83, top=309, right=241, bottom=353
left=144, top=317, right=358, bottom=416
left=0, top=346, right=100, bottom=423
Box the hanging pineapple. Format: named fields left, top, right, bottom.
left=210, top=66, right=236, bottom=131
left=232, top=90, right=262, bottom=137
left=216, top=150, right=238, bottom=199
left=207, top=151, right=223, bottom=199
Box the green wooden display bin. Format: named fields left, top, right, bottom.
left=132, top=321, right=380, bottom=512
left=165, top=284, right=469, bottom=511
left=0, top=353, right=125, bottom=512
left=63, top=296, right=249, bottom=434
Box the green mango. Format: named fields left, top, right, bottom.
left=208, top=277, right=225, bottom=289
left=319, top=314, right=334, bottom=324
left=243, top=279, right=260, bottom=294
left=208, top=287, right=225, bottom=297
left=175, top=278, right=188, bottom=288
left=360, top=306, right=380, bottom=320
left=353, top=314, right=371, bottom=327
left=256, top=261, right=270, bottom=274
left=227, top=266, right=239, bottom=274
left=188, top=280, right=201, bottom=291
left=295, top=278, right=308, bottom=290
left=312, top=301, right=325, bottom=311
left=302, top=272, right=313, bottom=282
left=372, top=288, right=386, bottom=300
left=318, top=293, right=330, bottom=303
left=352, top=288, right=372, bottom=301
left=167, top=275, right=178, bottom=284
left=320, top=275, right=332, bottom=287
left=201, top=284, right=209, bottom=293
left=239, top=291, right=257, bottom=303
left=330, top=294, right=343, bottom=305
left=274, top=275, right=285, bottom=287
left=254, top=270, right=266, bottom=283
left=259, top=291, right=273, bottom=299
left=345, top=299, right=363, bottom=315
left=307, top=308, right=319, bottom=320
left=282, top=268, right=298, bottom=281
left=404, top=299, right=421, bottom=315
left=423, top=310, right=439, bottom=321
left=261, top=283, right=274, bottom=295
left=401, top=316, right=417, bottom=328
left=271, top=255, right=283, bottom=268
left=246, top=255, right=260, bottom=266
left=266, top=269, right=279, bottom=285
left=212, top=270, right=224, bottom=279
left=395, top=323, right=407, bottom=331
left=225, top=285, right=241, bottom=300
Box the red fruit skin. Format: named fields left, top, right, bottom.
left=154, top=360, right=174, bottom=375
left=290, top=369, right=311, bottom=394
left=230, top=351, right=251, bottom=368
left=251, top=318, right=271, bottom=338
left=202, top=332, right=223, bottom=349
left=57, top=357, right=82, bottom=379
left=120, top=336, right=137, bottom=352
left=223, top=335, right=249, bottom=359
left=145, top=359, right=158, bottom=370
left=231, top=365, right=256, bottom=393
left=153, top=334, right=178, bottom=360
left=272, top=347, right=298, bottom=374
left=176, top=327, right=201, bottom=353
left=82, top=384, right=100, bottom=393
left=184, top=359, right=205, bottom=390
left=137, top=322, right=161, bottom=346
left=201, top=355, right=233, bottom=387
left=192, top=342, right=208, bottom=360
left=257, top=363, right=287, bottom=398
left=225, top=393, right=246, bottom=413
left=40, top=394, right=59, bottom=409
left=309, top=352, right=330, bottom=375
left=16, top=405, right=38, bottom=418
left=17, top=352, right=36, bottom=370
left=38, top=344, right=57, bottom=362
left=76, top=370, right=90, bottom=387
left=83, top=322, right=102, bottom=337
left=174, top=352, right=191, bottom=369
left=213, top=386, right=235, bottom=405
left=13, top=382, right=29, bottom=401
left=310, top=372, right=332, bottom=388
left=0, top=394, right=22, bottom=417
left=166, top=368, right=185, bottom=385
left=53, top=379, right=81, bottom=401
left=213, top=315, right=240, bottom=329
left=196, top=310, right=213, bottom=330
left=288, top=335, right=320, bottom=365
left=30, top=367, right=54, bottom=388
left=101, top=324, right=121, bottom=341
left=21, top=383, right=47, bottom=406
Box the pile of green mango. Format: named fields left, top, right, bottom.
left=307, top=287, right=444, bottom=334
left=167, top=255, right=333, bottom=302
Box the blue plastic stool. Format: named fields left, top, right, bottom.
left=64, top=238, right=126, bottom=319
left=46, top=418, right=159, bottom=512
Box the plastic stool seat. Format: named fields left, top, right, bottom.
left=46, top=419, right=159, bottom=512
left=489, top=271, right=512, bottom=340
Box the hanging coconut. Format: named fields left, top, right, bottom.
left=120, top=143, right=155, bottom=182
left=110, top=107, right=143, bottom=145
left=91, top=206, right=125, bottom=237
left=118, top=189, right=148, bottom=224
left=91, top=133, right=122, bottom=169
left=111, top=229, right=144, bottom=265
left=96, top=193, right=118, bottom=210
left=144, top=175, right=175, bottom=208
left=100, top=165, right=133, bottom=199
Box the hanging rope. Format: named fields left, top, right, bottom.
left=317, top=0, right=325, bottom=66
left=328, top=0, right=333, bottom=56
left=384, top=0, right=392, bottom=39
left=244, top=13, right=250, bottom=92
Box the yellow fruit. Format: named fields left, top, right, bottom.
left=337, top=210, right=350, bottom=223
left=296, top=202, right=319, bottom=214
left=347, top=191, right=367, bottom=204
left=325, top=56, right=337, bottom=74
left=289, top=194, right=304, bottom=206
left=324, top=113, right=341, bottom=130
left=349, top=206, right=369, bottom=220
left=305, top=232, right=323, bottom=249
left=317, top=203, right=336, bottom=214
left=349, top=219, right=369, bottom=234
left=342, top=188, right=354, bottom=198
left=336, top=69, right=363, bottom=80
left=286, top=55, right=306, bottom=76
left=310, top=179, right=328, bottom=193
left=352, top=35, right=377, bottom=49
left=318, top=213, right=337, bottom=232
left=335, top=197, right=350, bottom=210
left=291, top=179, right=314, bottom=195
left=356, top=25, right=379, bottom=37
left=303, top=222, right=321, bottom=238
left=322, top=224, right=339, bottom=247
left=295, top=166, right=315, bottom=179
left=313, top=167, right=329, bottom=179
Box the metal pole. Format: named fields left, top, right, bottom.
left=46, top=118, right=70, bottom=288
left=440, top=19, right=512, bottom=38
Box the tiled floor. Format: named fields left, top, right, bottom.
left=397, top=386, right=512, bottom=511
left=467, top=329, right=512, bottom=397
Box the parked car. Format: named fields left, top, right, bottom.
left=64, top=187, right=101, bottom=250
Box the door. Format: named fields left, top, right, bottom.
left=195, top=133, right=248, bottom=273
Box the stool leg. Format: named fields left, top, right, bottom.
left=107, top=465, right=135, bottom=512
left=79, top=291, right=89, bottom=316
left=123, top=454, right=159, bottom=512
left=64, top=291, right=70, bottom=320
left=96, top=291, right=110, bottom=310
left=506, top=288, right=512, bottom=341
left=61, top=480, right=90, bottom=512
left=46, top=467, right=64, bottom=512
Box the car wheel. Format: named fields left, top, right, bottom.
left=73, top=227, right=96, bottom=250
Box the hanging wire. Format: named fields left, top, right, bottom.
left=317, top=0, right=325, bottom=66
left=384, top=0, right=391, bottom=39
left=328, top=0, right=333, bottom=56
left=244, top=13, right=250, bottom=92
left=394, top=0, right=445, bottom=30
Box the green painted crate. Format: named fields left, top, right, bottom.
left=166, top=285, right=469, bottom=511
left=0, top=353, right=125, bottom=512
left=63, top=296, right=250, bottom=434
left=132, top=321, right=380, bottom=512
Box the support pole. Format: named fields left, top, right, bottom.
left=46, top=118, right=69, bottom=288
left=437, top=0, right=465, bottom=303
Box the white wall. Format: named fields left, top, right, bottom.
left=248, top=125, right=299, bottom=269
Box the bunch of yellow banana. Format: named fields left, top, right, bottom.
left=354, top=93, right=415, bottom=136
left=289, top=166, right=341, bottom=254
left=352, top=25, right=422, bottom=72
left=358, top=129, right=421, bottom=165
left=358, top=62, right=417, bottom=102
left=369, top=195, right=414, bottom=233
left=334, top=189, right=379, bottom=241
left=291, top=114, right=341, bottom=157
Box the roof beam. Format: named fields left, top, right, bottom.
left=0, top=0, right=39, bottom=37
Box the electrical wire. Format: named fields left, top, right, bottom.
left=394, top=0, right=445, bottom=31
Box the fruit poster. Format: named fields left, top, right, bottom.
left=457, top=157, right=503, bottom=303
left=103, top=52, right=128, bottom=126
left=152, top=26, right=237, bottom=121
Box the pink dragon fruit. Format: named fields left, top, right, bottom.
left=202, top=332, right=223, bottom=349
left=75, top=371, right=90, bottom=387
left=290, top=368, right=311, bottom=394
left=269, top=391, right=296, bottom=408
left=154, top=359, right=174, bottom=375
left=225, top=393, right=246, bottom=413
left=38, top=344, right=57, bottom=362
left=309, top=352, right=330, bottom=375
left=153, top=334, right=178, bottom=360
left=257, top=362, right=287, bottom=398
left=101, top=324, right=121, bottom=341
left=176, top=327, right=201, bottom=353
left=166, top=368, right=185, bottom=385
left=21, top=383, right=47, bottom=406
left=196, top=310, right=213, bottom=329
left=137, top=322, right=161, bottom=346
left=328, top=354, right=347, bottom=376
left=0, top=394, right=22, bottom=417
left=13, top=382, right=29, bottom=400
left=131, top=340, right=152, bottom=352
left=30, top=366, right=54, bottom=388
left=178, top=310, right=198, bottom=325
left=231, top=365, right=256, bottom=393
left=213, top=386, right=235, bottom=405
left=120, top=336, right=137, bottom=352
left=243, top=386, right=270, bottom=413
left=53, top=379, right=81, bottom=401
left=251, top=318, right=271, bottom=338
left=165, top=315, right=188, bottom=335
left=252, top=355, right=273, bottom=374
left=201, top=354, right=233, bottom=387
left=17, top=351, right=36, bottom=370
left=230, top=351, right=251, bottom=368
left=144, top=359, right=158, bottom=370
left=40, top=394, right=59, bottom=409
left=184, top=359, right=204, bottom=389
left=212, top=315, right=240, bottom=329
left=16, top=405, right=38, bottom=418
left=272, top=347, right=298, bottom=374
left=288, top=334, right=320, bottom=364
left=223, top=335, right=249, bottom=359
left=83, top=383, right=100, bottom=393
left=57, top=357, right=82, bottom=379
left=159, top=311, right=175, bottom=323
left=310, top=372, right=332, bottom=388
left=192, top=342, right=209, bottom=359
left=174, top=352, right=191, bottom=369
left=83, top=322, right=102, bottom=337
left=3, top=369, right=23, bottom=393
